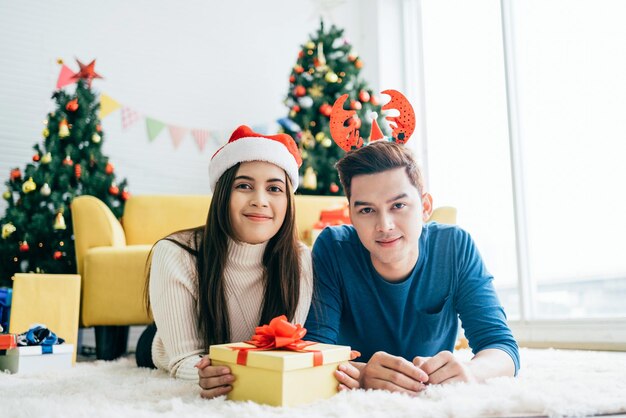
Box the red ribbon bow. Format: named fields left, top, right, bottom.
left=232, top=315, right=323, bottom=367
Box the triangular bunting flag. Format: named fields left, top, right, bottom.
left=121, top=107, right=141, bottom=130
left=146, top=118, right=166, bottom=141
left=191, top=129, right=210, bottom=152
left=168, top=125, right=188, bottom=149
left=210, top=130, right=227, bottom=147
left=56, top=64, right=77, bottom=89
left=99, top=94, right=122, bottom=119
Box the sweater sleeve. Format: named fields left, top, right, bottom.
left=304, top=228, right=343, bottom=344
left=293, top=243, right=313, bottom=325
left=150, top=239, right=205, bottom=381
left=453, top=229, right=520, bottom=375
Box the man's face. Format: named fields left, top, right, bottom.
left=349, top=167, right=432, bottom=281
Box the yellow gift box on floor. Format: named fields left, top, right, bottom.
left=210, top=341, right=350, bottom=407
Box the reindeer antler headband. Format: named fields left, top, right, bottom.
left=329, top=89, right=416, bottom=152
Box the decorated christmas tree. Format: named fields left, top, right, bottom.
left=281, top=20, right=388, bottom=195
left=0, top=59, right=129, bottom=287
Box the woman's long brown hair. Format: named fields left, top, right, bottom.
left=144, top=163, right=301, bottom=349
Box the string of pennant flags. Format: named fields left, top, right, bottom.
left=100, top=94, right=227, bottom=152
left=56, top=59, right=271, bottom=153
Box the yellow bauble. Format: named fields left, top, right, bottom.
left=325, top=72, right=338, bottom=83
left=2, top=190, right=10, bottom=200
left=1, top=223, right=16, bottom=239
left=305, top=41, right=315, bottom=49
left=322, top=138, right=333, bottom=148
left=22, top=177, right=36, bottom=194
left=302, top=166, right=318, bottom=190
left=41, top=152, right=52, bottom=164
left=92, top=133, right=101, bottom=143
left=42, top=128, right=50, bottom=138
left=53, top=212, right=67, bottom=230
left=59, top=120, right=70, bottom=138
left=315, top=132, right=325, bottom=142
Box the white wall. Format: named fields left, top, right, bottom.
left=0, top=0, right=398, bottom=214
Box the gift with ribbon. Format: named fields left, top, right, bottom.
left=209, top=315, right=351, bottom=407
left=0, top=324, right=73, bottom=374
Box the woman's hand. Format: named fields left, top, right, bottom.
left=196, top=355, right=235, bottom=399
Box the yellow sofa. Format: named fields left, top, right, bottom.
left=71, top=194, right=456, bottom=359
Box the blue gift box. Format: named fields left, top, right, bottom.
left=0, top=287, right=12, bottom=332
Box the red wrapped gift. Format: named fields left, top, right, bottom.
left=0, top=334, right=17, bottom=350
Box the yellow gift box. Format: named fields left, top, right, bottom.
left=209, top=341, right=351, bottom=406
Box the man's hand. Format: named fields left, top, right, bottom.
left=359, top=351, right=429, bottom=395
left=413, top=351, right=476, bottom=385
left=196, top=355, right=235, bottom=399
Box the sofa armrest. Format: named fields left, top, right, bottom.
left=81, top=245, right=152, bottom=327
left=428, top=206, right=457, bottom=225
left=71, top=196, right=126, bottom=278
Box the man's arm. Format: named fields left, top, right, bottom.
left=413, top=348, right=515, bottom=385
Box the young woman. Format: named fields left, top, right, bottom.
left=136, top=125, right=313, bottom=399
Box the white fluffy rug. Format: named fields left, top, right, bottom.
left=2, top=348, right=626, bottom=418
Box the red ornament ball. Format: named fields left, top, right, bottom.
left=10, top=168, right=21, bottom=181
left=19, top=242, right=29, bottom=252
left=63, top=156, right=73, bottom=166
left=74, top=164, right=82, bottom=179
left=96, top=124, right=102, bottom=132
left=293, top=85, right=306, bottom=97
left=319, top=103, right=332, bottom=117
left=359, top=90, right=371, bottom=103
left=289, top=75, right=296, bottom=83
left=353, top=116, right=362, bottom=129
left=105, top=162, right=114, bottom=175
left=32, top=154, right=40, bottom=162
left=109, top=185, right=119, bottom=195
left=351, top=100, right=362, bottom=110
left=292, top=105, right=301, bottom=113
left=294, top=65, right=304, bottom=74
left=121, top=190, right=131, bottom=201
left=65, top=98, right=79, bottom=112
left=355, top=59, right=363, bottom=69
left=298, top=51, right=304, bottom=59
left=53, top=251, right=63, bottom=260
left=370, top=95, right=379, bottom=106
left=330, top=183, right=339, bottom=193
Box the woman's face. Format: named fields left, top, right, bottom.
left=228, top=161, right=289, bottom=244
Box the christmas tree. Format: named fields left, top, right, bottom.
left=281, top=20, right=388, bottom=195
left=0, top=59, right=129, bottom=287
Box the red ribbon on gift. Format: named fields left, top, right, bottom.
left=231, top=315, right=323, bottom=367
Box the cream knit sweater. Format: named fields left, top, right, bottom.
left=149, top=234, right=313, bottom=381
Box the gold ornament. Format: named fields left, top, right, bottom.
left=22, top=177, right=36, bottom=194
left=302, top=166, right=318, bottom=190
left=42, top=128, right=50, bottom=138
left=325, top=72, right=338, bottom=83
left=53, top=212, right=67, bottom=230
left=289, top=110, right=297, bottom=118
left=308, top=84, right=324, bottom=98
left=92, top=132, right=101, bottom=143
left=40, top=183, right=51, bottom=196
left=2, top=223, right=16, bottom=239
left=305, top=41, right=315, bottom=49
left=57, top=58, right=64, bottom=65
left=41, top=152, right=52, bottom=164
left=315, top=132, right=325, bottom=142
left=59, top=120, right=70, bottom=138
left=2, top=190, right=11, bottom=200
left=322, top=138, right=333, bottom=148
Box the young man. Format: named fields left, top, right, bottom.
left=304, top=141, right=519, bottom=395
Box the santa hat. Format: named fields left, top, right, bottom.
left=209, top=125, right=302, bottom=192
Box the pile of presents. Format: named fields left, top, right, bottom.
left=1, top=285, right=74, bottom=374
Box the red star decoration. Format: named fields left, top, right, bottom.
left=72, top=59, right=103, bottom=86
